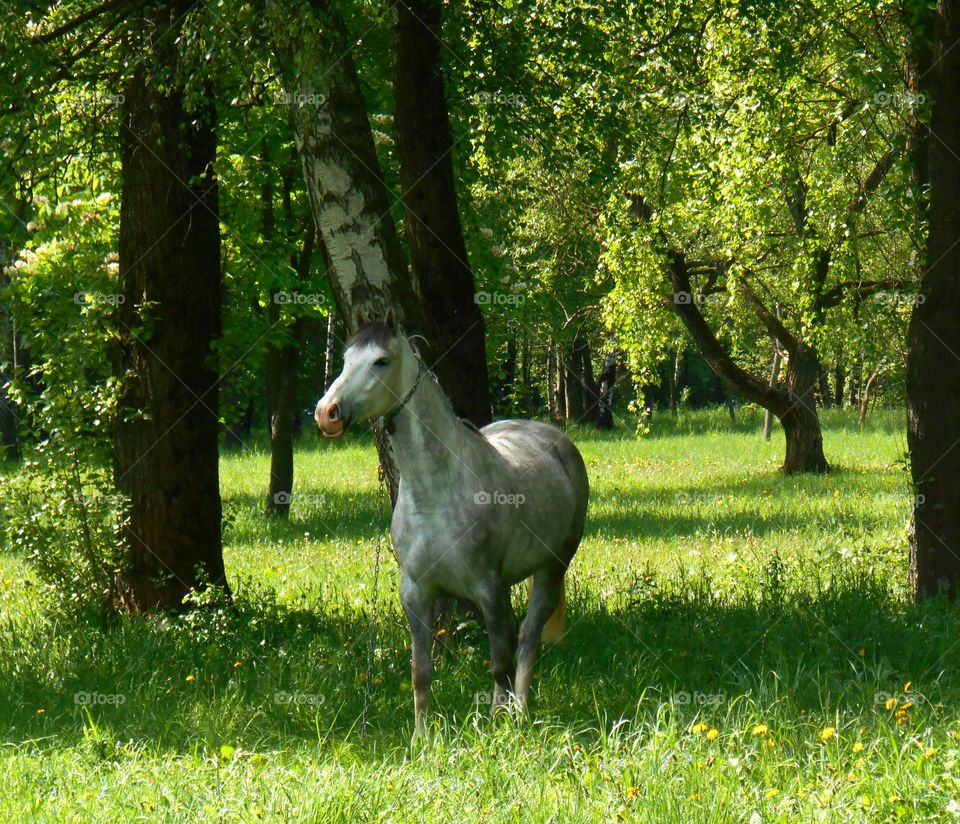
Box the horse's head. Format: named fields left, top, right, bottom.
left=315, top=307, right=417, bottom=438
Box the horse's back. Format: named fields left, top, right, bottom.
left=480, top=419, right=589, bottom=549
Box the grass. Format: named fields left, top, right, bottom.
left=3, top=406, right=960, bottom=822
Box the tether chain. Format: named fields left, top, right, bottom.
left=361, top=463, right=389, bottom=735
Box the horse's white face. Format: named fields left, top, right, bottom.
left=315, top=333, right=409, bottom=438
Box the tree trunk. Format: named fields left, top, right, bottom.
left=668, top=253, right=827, bottom=473
left=762, top=338, right=781, bottom=440
left=393, top=0, right=491, bottom=426
left=572, top=334, right=599, bottom=424
left=782, top=347, right=829, bottom=474
left=848, top=350, right=863, bottom=407
left=833, top=362, right=846, bottom=409
left=555, top=350, right=567, bottom=425
left=265, top=229, right=312, bottom=517
left=907, top=0, right=960, bottom=599
left=669, top=342, right=684, bottom=415
left=596, top=351, right=617, bottom=429
left=547, top=343, right=558, bottom=422
left=269, top=0, right=431, bottom=503
left=859, top=366, right=881, bottom=425
left=113, top=8, right=226, bottom=611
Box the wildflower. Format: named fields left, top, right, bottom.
left=752, top=723, right=769, bottom=737
left=852, top=741, right=865, bottom=753
left=626, top=786, right=639, bottom=799
left=903, top=681, right=912, bottom=692
left=885, top=696, right=897, bottom=710
left=233, top=661, right=242, bottom=668
left=36, top=708, right=45, bottom=715
left=819, top=727, right=836, bottom=742
left=185, top=674, right=195, bottom=682
left=706, top=728, right=719, bottom=741
left=765, top=788, right=780, bottom=798
left=691, top=722, right=709, bottom=734
left=925, top=748, right=937, bottom=758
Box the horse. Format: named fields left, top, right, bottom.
left=315, top=308, right=589, bottom=733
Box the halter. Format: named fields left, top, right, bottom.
left=382, top=341, right=431, bottom=435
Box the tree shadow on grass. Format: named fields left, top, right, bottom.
left=2, top=570, right=958, bottom=755
left=586, top=469, right=910, bottom=542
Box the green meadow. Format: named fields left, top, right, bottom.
left=3, top=408, right=959, bottom=822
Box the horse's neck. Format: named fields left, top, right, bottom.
left=388, top=372, right=478, bottom=501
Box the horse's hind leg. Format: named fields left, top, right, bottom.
left=515, top=567, right=566, bottom=710
left=400, top=577, right=436, bottom=736
left=478, top=586, right=517, bottom=714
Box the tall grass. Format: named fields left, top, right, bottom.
left=2, top=409, right=957, bottom=823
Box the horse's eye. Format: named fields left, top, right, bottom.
left=374, top=357, right=389, bottom=367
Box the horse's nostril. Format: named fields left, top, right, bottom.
left=328, top=403, right=340, bottom=422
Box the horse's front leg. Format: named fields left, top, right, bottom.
left=400, top=576, right=436, bottom=736
left=478, top=585, right=517, bottom=714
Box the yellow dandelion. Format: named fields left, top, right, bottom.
left=819, top=727, right=836, bottom=742
left=764, top=788, right=780, bottom=799
left=924, top=748, right=937, bottom=758
left=36, top=708, right=45, bottom=715
left=233, top=661, right=242, bottom=668
left=706, top=728, right=719, bottom=741
left=903, top=681, right=912, bottom=692
left=852, top=741, right=865, bottom=753
left=691, top=722, right=709, bottom=734
left=752, top=723, right=769, bottom=736
left=626, top=786, right=639, bottom=799
left=885, top=696, right=897, bottom=710
left=185, top=674, right=195, bottom=682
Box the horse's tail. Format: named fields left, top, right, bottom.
left=541, top=579, right=565, bottom=644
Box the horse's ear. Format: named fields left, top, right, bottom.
left=384, top=306, right=397, bottom=332
left=354, top=306, right=366, bottom=330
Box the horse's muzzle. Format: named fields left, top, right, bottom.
left=316, top=400, right=347, bottom=439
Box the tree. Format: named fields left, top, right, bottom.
left=393, top=0, right=491, bottom=426
left=907, top=0, right=960, bottom=599
left=112, top=3, right=227, bottom=611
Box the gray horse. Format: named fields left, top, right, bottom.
left=316, top=309, right=589, bottom=733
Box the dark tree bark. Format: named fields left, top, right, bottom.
left=266, top=230, right=313, bottom=517
left=574, top=335, right=601, bottom=424
left=555, top=349, right=567, bottom=425
left=907, top=0, right=960, bottom=599
left=393, top=0, right=491, bottom=426
left=668, top=253, right=828, bottom=473
left=833, top=362, right=846, bottom=409
left=113, top=5, right=226, bottom=611
left=596, top=351, right=617, bottom=429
